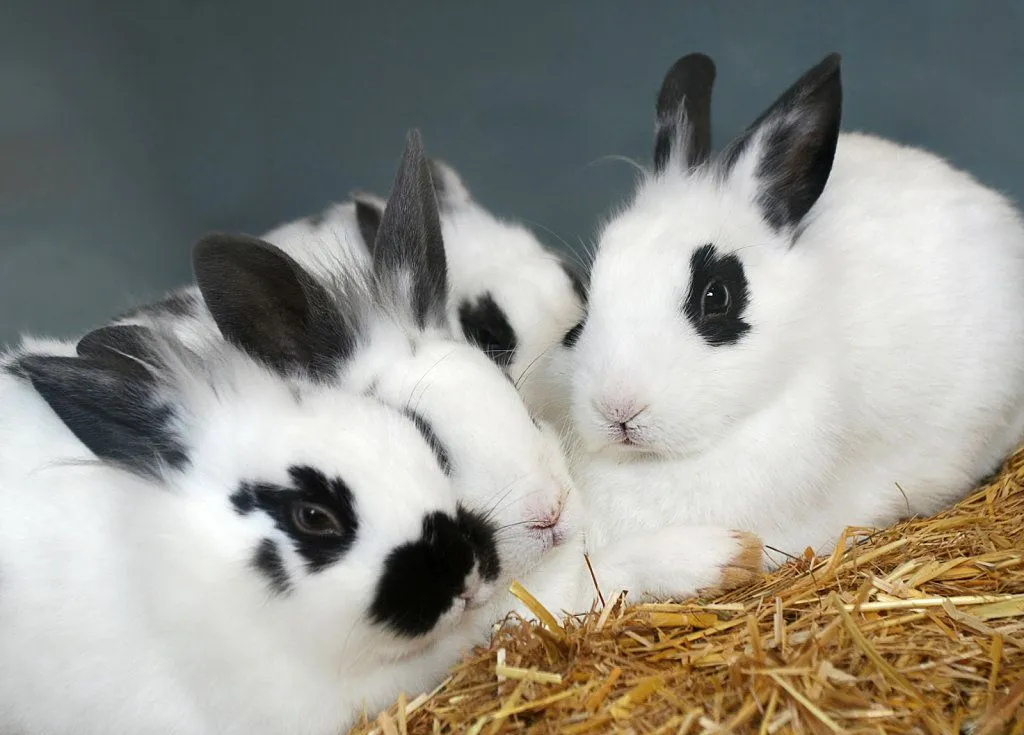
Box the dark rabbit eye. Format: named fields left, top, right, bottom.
left=701, top=279, right=730, bottom=317
left=291, top=501, right=343, bottom=537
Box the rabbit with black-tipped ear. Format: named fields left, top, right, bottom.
left=0, top=249, right=505, bottom=735
left=311, top=158, right=587, bottom=425
left=567, top=51, right=1024, bottom=566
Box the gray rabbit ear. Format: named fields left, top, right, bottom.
left=192, top=233, right=359, bottom=379
left=654, top=52, right=716, bottom=173
left=370, top=130, right=450, bottom=330
left=721, top=53, right=842, bottom=231
left=76, top=324, right=165, bottom=382
left=11, top=353, right=186, bottom=478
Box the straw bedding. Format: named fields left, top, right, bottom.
left=350, top=448, right=1024, bottom=734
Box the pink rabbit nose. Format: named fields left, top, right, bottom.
left=593, top=397, right=648, bottom=445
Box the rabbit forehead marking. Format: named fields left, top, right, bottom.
left=402, top=407, right=452, bottom=476
left=682, top=243, right=751, bottom=346
left=231, top=465, right=359, bottom=575
left=457, top=292, right=517, bottom=369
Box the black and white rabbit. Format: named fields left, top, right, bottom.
left=566, top=52, right=1024, bottom=565
left=0, top=307, right=504, bottom=735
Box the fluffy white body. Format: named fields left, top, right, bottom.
left=0, top=335, right=497, bottom=735
left=571, top=54, right=1024, bottom=565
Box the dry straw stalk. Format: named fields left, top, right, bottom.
left=352, top=447, right=1024, bottom=734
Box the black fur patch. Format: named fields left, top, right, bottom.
left=560, top=260, right=588, bottom=306
left=457, top=505, right=500, bottom=582
left=251, top=538, right=291, bottom=595
left=458, top=293, right=517, bottom=369
left=370, top=511, right=475, bottom=637
left=117, top=290, right=198, bottom=321
left=11, top=354, right=188, bottom=477
left=682, top=244, right=750, bottom=346
left=404, top=408, right=452, bottom=476
left=231, top=465, right=359, bottom=573
left=562, top=320, right=584, bottom=349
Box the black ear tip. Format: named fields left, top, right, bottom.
left=76, top=324, right=152, bottom=358
left=808, top=52, right=843, bottom=86
left=657, top=51, right=717, bottom=115
left=672, top=52, right=717, bottom=79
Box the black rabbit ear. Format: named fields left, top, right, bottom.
left=654, top=52, right=717, bottom=173
left=371, top=130, right=449, bottom=330
left=76, top=324, right=164, bottom=382
left=352, top=194, right=384, bottom=253
left=12, top=354, right=186, bottom=478
left=721, top=53, right=842, bottom=232
left=192, top=233, right=359, bottom=378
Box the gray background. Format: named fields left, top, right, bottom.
left=2, top=1, right=1022, bottom=346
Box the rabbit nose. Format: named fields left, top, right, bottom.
left=594, top=397, right=646, bottom=427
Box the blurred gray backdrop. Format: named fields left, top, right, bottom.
left=2, top=1, right=1023, bottom=345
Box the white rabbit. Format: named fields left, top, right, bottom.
left=566, top=52, right=1024, bottom=567
left=318, top=159, right=587, bottom=423
left=0, top=310, right=507, bottom=735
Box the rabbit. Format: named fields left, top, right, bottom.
left=0, top=283, right=507, bottom=735
left=564, top=51, right=1024, bottom=567
left=332, top=159, right=588, bottom=425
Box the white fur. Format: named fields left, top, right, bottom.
left=0, top=337, right=495, bottom=735
left=572, top=128, right=1024, bottom=566
left=428, top=161, right=585, bottom=420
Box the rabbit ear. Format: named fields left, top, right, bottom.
left=654, top=52, right=716, bottom=173
left=371, top=130, right=449, bottom=330
left=76, top=324, right=165, bottom=382
left=721, top=53, right=842, bottom=231
left=192, top=233, right=359, bottom=378
left=427, top=158, right=472, bottom=210
left=12, top=354, right=186, bottom=478
left=351, top=194, right=385, bottom=252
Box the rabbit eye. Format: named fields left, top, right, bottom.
left=291, top=501, right=344, bottom=537
left=701, top=279, right=730, bottom=317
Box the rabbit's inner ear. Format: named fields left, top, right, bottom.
left=353, top=198, right=384, bottom=253
left=720, top=53, right=842, bottom=233
left=371, top=130, right=450, bottom=331
left=192, top=233, right=358, bottom=379
left=9, top=354, right=186, bottom=478
left=654, top=52, right=716, bottom=174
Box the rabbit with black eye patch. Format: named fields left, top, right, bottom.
left=89, top=132, right=763, bottom=645
left=565, top=52, right=1024, bottom=567
left=0, top=305, right=503, bottom=734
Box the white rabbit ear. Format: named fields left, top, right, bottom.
left=371, top=130, right=450, bottom=330
left=721, top=53, right=842, bottom=231
left=351, top=192, right=385, bottom=252
left=192, top=233, right=359, bottom=378
left=427, top=158, right=472, bottom=209
left=11, top=353, right=186, bottom=478
left=654, top=52, right=716, bottom=173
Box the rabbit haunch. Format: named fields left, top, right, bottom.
left=569, top=52, right=1024, bottom=565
